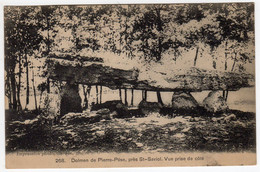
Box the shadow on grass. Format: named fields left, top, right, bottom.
left=5, top=108, right=256, bottom=153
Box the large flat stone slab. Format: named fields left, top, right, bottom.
left=48, top=60, right=254, bottom=92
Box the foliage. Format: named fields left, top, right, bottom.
left=5, top=6, right=43, bottom=110
left=4, top=3, right=255, bottom=110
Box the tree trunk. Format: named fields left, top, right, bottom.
left=125, top=88, right=128, bottom=106
left=99, top=86, right=102, bottom=104
left=82, top=85, right=87, bottom=100
left=156, top=8, right=163, bottom=61
left=32, top=69, right=38, bottom=111
left=131, top=88, right=134, bottom=106
left=47, top=77, right=50, bottom=93
left=225, top=90, right=229, bottom=101
left=193, top=47, right=199, bottom=66
left=142, top=90, right=147, bottom=101
left=157, top=37, right=162, bottom=61
left=224, top=41, right=228, bottom=70
left=6, top=72, right=12, bottom=109
left=10, top=71, right=17, bottom=110
left=39, top=91, right=43, bottom=110
left=125, top=7, right=132, bottom=59
left=87, top=85, right=91, bottom=96
left=95, top=85, right=99, bottom=104
left=119, top=88, right=122, bottom=101
left=231, top=53, right=237, bottom=72
left=25, top=54, right=30, bottom=109
left=213, top=60, right=216, bottom=69
left=157, top=90, right=163, bottom=105
left=46, top=8, right=50, bottom=94
left=17, top=55, right=22, bottom=110
left=223, top=41, right=228, bottom=100
left=225, top=52, right=237, bottom=101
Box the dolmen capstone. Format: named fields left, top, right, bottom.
left=49, top=60, right=253, bottom=116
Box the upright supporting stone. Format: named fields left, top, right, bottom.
left=138, top=100, right=163, bottom=115
left=172, top=91, right=199, bottom=110
left=203, top=91, right=228, bottom=113
left=60, top=82, right=82, bottom=116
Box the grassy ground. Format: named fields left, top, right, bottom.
left=5, top=109, right=256, bottom=153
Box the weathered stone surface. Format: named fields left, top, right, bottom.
left=49, top=62, right=138, bottom=89
left=49, top=61, right=254, bottom=92
left=91, top=100, right=129, bottom=118
left=114, top=102, right=130, bottom=118
left=60, top=113, right=85, bottom=125
left=224, top=114, right=237, bottom=123
left=96, top=108, right=110, bottom=115
left=60, top=112, right=104, bottom=125
left=91, top=100, right=122, bottom=111
left=203, top=91, right=228, bottom=113
left=171, top=91, right=199, bottom=110
left=60, top=83, right=82, bottom=116
left=138, top=100, right=163, bottom=115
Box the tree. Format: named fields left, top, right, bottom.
left=132, top=5, right=180, bottom=104
left=215, top=3, right=254, bottom=100
left=39, top=6, right=60, bottom=93
left=175, top=4, right=223, bottom=67
left=132, top=5, right=174, bottom=62
left=5, top=6, right=43, bottom=110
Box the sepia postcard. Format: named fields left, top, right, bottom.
left=4, top=2, right=256, bottom=168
